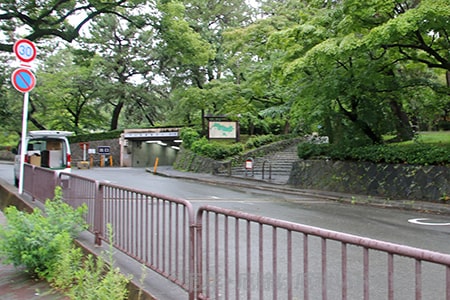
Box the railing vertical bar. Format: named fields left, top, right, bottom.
left=150, top=196, right=155, bottom=266
left=135, top=194, right=144, bottom=259
left=273, top=226, right=278, bottom=300
left=94, top=182, right=103, bottom=246
left=162, top=199, right=166, bottom=273
left=342, top=243, right=347, bottom=300
left=188, top=205, right=196, bottom=300
left=446, top=265, right=450, bottom=300
left=416, top=259, right=422, bottom=300
left=145, top=195, right=149, bottom=263
left=118, top=188, right=122, bottom=245
left=247, top=220, right=252, bottom=300
left=139, top=193, right=144, bottom=259
left=175, top=203, right=179, bottom=282
left=322, top=237, right=327, bottom=300
left=205, top=212, right=210, bottom=297
left=287, top=230, right=293, bottom=300
left=235, top=217, right=240, bottom=300
left=120, top=189, right=125, bottom=247
left=195, top=210, right=203, bottom=300
left=156, top=197, right=160, bottom=268
left=117, top=188, right=121, bottom=246
left=127, top=191, right=131, bottom=253
left=363, top=247, right=369, bottom=300
left=388, top=253, right=394, bottom=300
left=131, top=191, right=135, bottom=255
left=224, top=215, right=229, bottom=300
left=215, top=213, right=219, bottom=300
left=259, top=223, right=264, bottom=300
left=304, top=233, right=309, bottom=300
left=169, top=201, right=173, bottom=277
left=182, top=205, right=187, bottom=284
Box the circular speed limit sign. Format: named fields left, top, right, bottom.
left=13, top=39, right=37, bottom=63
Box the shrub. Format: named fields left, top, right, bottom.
left=244, top=134, right=277, bottom=149
left=297, top=142, right=450, bottom=166
left=0, top=189, right=130, bottom=299
left=297, top=143, right=329, bottom=159
left=180, top=127, right=201, bottom=149
left=191, top=138, right=243, bottom=160
left=0, top=188, right=87, bottom=278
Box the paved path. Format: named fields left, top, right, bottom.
left=0, top=210, right=68, bottom=300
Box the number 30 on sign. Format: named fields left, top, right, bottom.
left=13, top=39, right=37, bottom=63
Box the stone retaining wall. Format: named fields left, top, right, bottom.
left=289, top=160, right=450, bottom=202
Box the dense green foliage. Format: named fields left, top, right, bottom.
left=0, top=189, right=87, bottom=277
left=50, top=225, right=130, bottom=300
left=69, top=130, right=124, bottom=143
left=180, top=128, right=284, bottom=159
left=0, top=1, right=449, bottom=150
left=298, top=142, right=450, bottom=166
left=0, top=189, right=130, bottom=299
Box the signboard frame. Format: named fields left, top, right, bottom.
left=208, top=121, right=238, bottom=140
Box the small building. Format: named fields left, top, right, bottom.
left=120, top=128, right=182, bottom=168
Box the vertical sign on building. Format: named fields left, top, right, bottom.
left=12, top=39, right=37, bottom=194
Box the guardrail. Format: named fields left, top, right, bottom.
left=21, top=165, right=450, bottom=299
left=97, top=181, right=196, bottom=298
left=23, top=164, right=58, bottom=202
left=195, top=205, right=450, bottom=299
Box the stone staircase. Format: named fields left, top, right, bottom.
left=226, top=144, right=299, bottom=184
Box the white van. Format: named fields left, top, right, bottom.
left=13, top=130, right=73, bottom=186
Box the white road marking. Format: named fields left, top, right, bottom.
left=408, top=218, right=450, bottom=226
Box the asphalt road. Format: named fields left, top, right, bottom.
left=0, top=164, right=448, bottom=253
left=60, top=166, right=450, bottom=254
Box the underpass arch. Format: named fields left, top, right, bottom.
left=120, top=128, right=182, bottom=167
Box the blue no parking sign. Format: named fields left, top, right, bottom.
left=11, top=68, right=36, bottom=93
left=13, top=39, right=38, bottom=194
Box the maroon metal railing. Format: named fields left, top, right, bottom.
left=96, top=181, right=196, bottom=299
left=20, top=167, right=450, bottom=300
left=58, top=172, right=98, bottom=230
left=23, top=164, right=58, bottom=202
left=195, top=205, right=450, bottom=300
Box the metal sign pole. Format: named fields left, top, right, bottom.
left=18, top=91, right=29, bottom=194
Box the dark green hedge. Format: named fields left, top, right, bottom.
left=297, top=143, right=450, bottom=166
left=68, top=130, right=123, bottom=143
left=180, top=128, right=282, bottom=160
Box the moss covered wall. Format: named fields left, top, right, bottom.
left=289, top=160, right=450, bottom=201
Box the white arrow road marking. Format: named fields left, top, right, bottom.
left=408, top=218, right=450, bottom=226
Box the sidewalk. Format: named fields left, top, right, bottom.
left=0, top=210, right=68, bottom=300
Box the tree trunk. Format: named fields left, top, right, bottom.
left=389, top=99, right=414, bottom=141
left=110, top=101, right=124, bottom=130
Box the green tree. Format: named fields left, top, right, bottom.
left=83, top=13, right=162, bottom=130
left=264, top=0, right=448, bottom=144
left=35, top=47, right=108, bottom=133
left=0, top=0, right=149, bottom=52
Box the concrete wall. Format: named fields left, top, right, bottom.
left=289, top=160, right=450, bottom=201
left=70, top=139, right=121, bottom=167
left=130, top=141, right=178, bottom=168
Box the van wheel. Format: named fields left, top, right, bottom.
left=14, top=177, right=19, bottom=187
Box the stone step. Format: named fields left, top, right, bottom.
left=226, top=145, right=299, bottom=184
